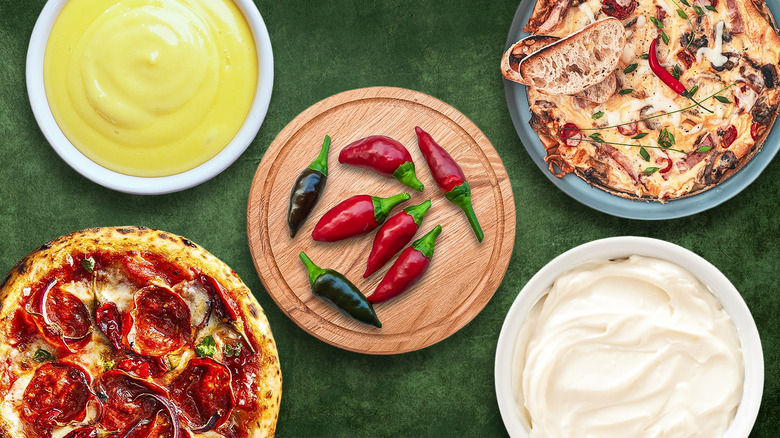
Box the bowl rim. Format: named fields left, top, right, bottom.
left=25, top=0, right=274, bottom=195
left=495, top=236, right=764, bottom=438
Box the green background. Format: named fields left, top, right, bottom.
left=1, top=0, right=777, bottom=436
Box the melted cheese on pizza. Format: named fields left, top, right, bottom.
left=526, top=0, right=780, bottom=200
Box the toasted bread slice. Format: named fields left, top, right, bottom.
left=518, top=17, right=626, bottom=96
left=501, top=35, right=559, bottom=83
left=501, top=34, right=617, bottom=104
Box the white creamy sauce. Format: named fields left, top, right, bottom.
left=697, top=21, right=728, bottom=68
left=513, top=256, right=744, bottom=438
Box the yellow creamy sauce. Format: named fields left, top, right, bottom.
left=44, top=0, right=257, bottom=177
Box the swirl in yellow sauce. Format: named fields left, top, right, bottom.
left=44, top=0, right=257, bottom=177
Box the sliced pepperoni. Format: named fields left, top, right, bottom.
left=96, top=302, right=123, bottom=351
left=27, top=280, right=92, bottom=351
left=221, top=342, right=261, bottom=412
left=170, top=357, right=235, bottom=431
left=122, top=252, right=193, bottom=287
left=123, top=410, right=189, bottom=438
left=95, top=370, right=167, bottom=433
left=22, top=362, right=92, bottom=429
left=9, top=308, right=38, bottom=347
left=116, top=355, right=169, bottom=379
left=127, top=285, right=191, bottom=357
left=64, top=427, right=98, bottom=438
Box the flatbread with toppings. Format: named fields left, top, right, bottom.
left=504, top=0, right=780, bottom=201
left=0, top=227, right=281, bottom=437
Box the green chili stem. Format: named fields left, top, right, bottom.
left=299, top=252, right=326, bottom=287
left=372, top=192, right=412, bottom=223
left=444, top=182, right=483, bottom=243
left=403, top=199, right=432, bottom=226
left=411, top=225, right=443, bottom=259
left=307, top=136, right=331, bottom=176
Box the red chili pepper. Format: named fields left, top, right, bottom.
left=649, top=39, right=686, bottom=94
left=312, top=192, right=411, bottom=242
left=751, top=122, right=764, bottom=141
left=415, top=126, right=483, bottom=242
left=364, top=199, right=431, bottom=278
left=649, top=39, right=713, bottom=114
left=721, top=125, right=738, bottom=148
left=339, top=135, right=424, bottom=192
left=369, top=225, right=442, bottom=304
left=560, top=123, right=582, bottom=147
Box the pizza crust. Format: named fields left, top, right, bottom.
left=0, top=226, right=282, bottom=437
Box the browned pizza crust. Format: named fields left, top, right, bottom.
left=0, top=226, right=281, bottom=437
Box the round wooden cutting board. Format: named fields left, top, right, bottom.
left=247, top=87, right=515, bottom=354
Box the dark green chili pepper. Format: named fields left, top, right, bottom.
left=287, top=135, right=331, bottom=238
left=299, top=251, right=381, bottom=328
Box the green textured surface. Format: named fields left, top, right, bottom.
left=0, top=0, right=778, bottom=436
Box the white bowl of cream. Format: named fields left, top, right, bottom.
left=495, top=237, right=763, bottom=438
left=26, top=0, right=273, bottom=194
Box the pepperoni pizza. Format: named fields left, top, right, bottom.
left=0, top=227, right=282, bottom=437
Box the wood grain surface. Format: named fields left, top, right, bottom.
left=247, top=87, right=515, bottom=354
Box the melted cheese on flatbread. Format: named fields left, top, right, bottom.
left=527, top=0, right=780, bottom=200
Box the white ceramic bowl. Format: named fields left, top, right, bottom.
left=495, top=236, right=763, bottom=438
left=26, top=0, right=274, bottom=195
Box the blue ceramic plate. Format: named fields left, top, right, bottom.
left=504, top=0, right=780, bottom=220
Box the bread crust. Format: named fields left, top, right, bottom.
left=0, top=226, right=281, bottom=437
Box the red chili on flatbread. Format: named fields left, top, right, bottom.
left=0, top=227, right=282, bottom=437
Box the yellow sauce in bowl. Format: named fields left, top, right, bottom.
left=43, top=0, right=257, bottom=177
